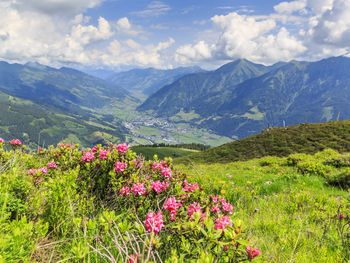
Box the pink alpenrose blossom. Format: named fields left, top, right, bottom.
left=144, top=211, right=164, bottom=234
left=151, top=180, right=169, bottom=194
left=117, top=143, right=129, bottom=154
left=0, top=138, right=4, bottom=143
left=27, top=168, right=38, bottom=176
left=214, top=216, right=231, bottom=230
left=246, top=246, right=261, bottom=261
left=131, top=183, right=147, bottom=196
left=163, top=197, right=182, bottom=220
left=161, top=167, right=172, bottom=178
left=182, top=180, right=199, bottom=193
left=40, top=167, right=48, bottom=174
left=99, top=150, right=109, bottom=160
left=187, top=202, right=202, bottom=218
left=115, top=161, right=127, bottom=173
left=9, top=139, right=22, bottom=146
left=119, top=186, right=131, bottom=196
left=221, top=199, right=234, bottom=214
left=82, top=152, right=95, bottom=163
left=47, top=161, right=58, bottom=170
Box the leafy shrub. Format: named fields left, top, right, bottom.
left=324, top=154, right=350, bottom=168
left=296, top=160, right=330, bottom=177
left=326, top=170, right=350, bottom=189
left=286, top=153, right=312, bottom=166
left=0, top=139, right=260, bottom=262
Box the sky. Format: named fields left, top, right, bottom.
left=0, top=0, right=349, bottom=70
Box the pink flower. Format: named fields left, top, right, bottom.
left=187, top=202, right=202, bottom=218
left=246, top=246, right=261, bottom=261
left=9, top=139, right=22, bottom=146
left=0, top=138, right=4, bottom=143
left=214, top=216, right=231, bottom=230
left=131, top=183, right=146, bottom=196
left=152, top=161, right=165, bottom=171
left=115, top=161, right=127, bottom=173
left=151, top=181, right=169, bottom=194
left=40, top=167, right=48, bottom=174
left=47, top=161, right=57, bottom=170
left=144, top=211, right=164, bottom=234
left=211, top=205, right=220, bottom=214
left=91, top=145, right=99, bottom=153
left=99, top=150, right=109, bottom=160
left=221, top=199, right=234, bottom=214
left=119, top=186, right=131, bottom=196
left=161, top=167, right=172, bottom=178
left=82, top=152, right=95, bottom=163
left=210, top=195, right=219, bottom=203
left=117, top=143, right=129, bottom=154
left=27, top=168, right=38, bottom=176
left=164, top=197, right=182, bottom=220
left=182, top=180, right=199, bottom=193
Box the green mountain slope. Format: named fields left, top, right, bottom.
left=0, top=91, right=127, bottom=147
left=140, top=56, right=350, bottom=139
left=176, top=120, right=350, bottom=163
left=0, top=61, right=133, bottom=115
left=138, top=59, right=271, bottom=116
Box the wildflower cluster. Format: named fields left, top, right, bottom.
left=1, top=140, right=260, bottom=262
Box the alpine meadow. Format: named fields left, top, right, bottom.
left=1, top=0, right=350, bottom=262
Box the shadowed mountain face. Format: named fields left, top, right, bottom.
left=107, top=66, right=204, bottom=100
left=139, top=56, right=350, bottom=138
left=0, top=61, right=132, bottom=115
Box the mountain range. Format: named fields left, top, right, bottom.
left=107, top=66, right=204, bottom=100
left=139, top=56, right=350, bottom=138
left=2, top=56, right=350, bottom=146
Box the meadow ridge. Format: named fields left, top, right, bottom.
left=0, top=137, right=349, bottom=262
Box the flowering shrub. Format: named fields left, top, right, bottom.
left=0, top=140, right=260, bottom=262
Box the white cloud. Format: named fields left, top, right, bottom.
left=274, top=0, right=306, bottom=14
left=0, top=2, right=173, bottom=68
left=308, top=0, right=350, bottom=47
left=131, top=1, right=171, bottom=18
left=176, top=12, right=305, bottom=65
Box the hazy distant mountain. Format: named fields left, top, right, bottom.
left=139, top=57, right=350, bottom=138
left=81, top=68, right=117, bottom=80
left=108, top=66, right=204, bottom=100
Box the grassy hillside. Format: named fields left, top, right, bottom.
left=177, top=149, right=350, bottom=262
left=0, top=140, right=259, bottom=262
left=178, top=120, right=350, bottom=163
left=132, top=145, right=200, bottom=160
left=0, top=92, right=127, bottom=147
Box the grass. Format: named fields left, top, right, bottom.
left=176, top=152, right=350, bottom=262
left=178, top=120, right=350, bottom=164
left=132, top=146, right=199, bottom=160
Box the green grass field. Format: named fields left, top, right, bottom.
left=132, top=146, right=199, bottom=160
left=176, top=150, right=350, bottom=262
left=178, top=120, right=350, bottom=164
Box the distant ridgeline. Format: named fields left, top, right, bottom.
left=139, top=56, right=350, bottom=139
left=176, top=120, right=350, bottom=163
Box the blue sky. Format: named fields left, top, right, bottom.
left=0, top=0, right=349, bottom=69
